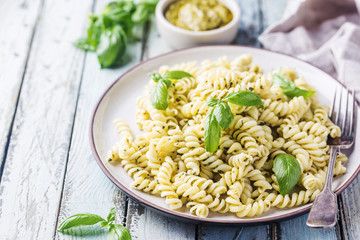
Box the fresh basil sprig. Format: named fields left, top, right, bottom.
left=149, top=70, right=193, bottom=110
left=74, top=0, right=158, bottom=68
left=58, top=207, right=131, bottom=240
left=205, top=91, right=263, bottom=152
left=273, top=154, right=301, bottom=195
left=96, top=25, right=127, bottom=69
left=273, top=73, right=316, bottom=98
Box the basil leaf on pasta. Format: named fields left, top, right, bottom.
left=213, top=102, right=234, bottom=130
left=151, top=81, right=168, bottom=110
left=148, top=72, right=161, bottom=82
left=162, top=78, right=172, bottom=88
left=273, top=154, right=301, bottom=195
left=163, top=70, right=193, bottom=79
left=283, top=87, right=316, bottom=98
left=207, top=97, right=221, bottom=107
left=273, top=73, right=315, bottom=98
left=223, top=91, right=264, bottom=108
left=205, top=109, right=221, bottom=153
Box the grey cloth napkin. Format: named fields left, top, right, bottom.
left=259, top=0, right=360, bottom=94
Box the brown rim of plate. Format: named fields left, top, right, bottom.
left=89, top=45, right=359, bottom=224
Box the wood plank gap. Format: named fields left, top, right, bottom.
left=231, top=229, right=242, bottom=240
left=338, top=195, right=348, bottom=240
left=272, top=222, right=282, bottom=240
left=116, top=193, right=128, bottom=226
left=52, top=51, right=88, bottom=238
left=195, top=224, right=200, bottom=240
left=0, top=0, right=45, bottom=182
left=140, top=20, right=151, bottom=61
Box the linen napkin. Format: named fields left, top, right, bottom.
left=259, top=0, right=360, bottom=95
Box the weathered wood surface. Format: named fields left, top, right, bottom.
left=1, top=0, right=359, bottom=239
left=0, top=0, right=42, bottom=172
left=0, top=0, right=93, bottom=238
left=339, top=175, right=360, bottom=240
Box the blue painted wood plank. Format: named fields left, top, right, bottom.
left=199, top=225, right=270, bottom=240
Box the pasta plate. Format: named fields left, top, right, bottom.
left=90, top=46, right=360, bottom=223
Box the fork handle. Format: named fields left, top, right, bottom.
left=306, top=146, right=339, bottom=228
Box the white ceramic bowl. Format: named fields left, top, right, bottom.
left=155, top=0, right=241, bottom=49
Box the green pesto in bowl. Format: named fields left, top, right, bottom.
left=165, top=0, right=233, bottom=31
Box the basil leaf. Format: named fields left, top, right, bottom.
left=87, top=15, right=102, bottom=48
left=104, top=1, right=135, bottom=15
left=108, top=224, right=132, bottom=240
left=162, top=78, right=172, bottom=88
left=107, top=207, right=116, bottom=223
left=283, top=88, right=316, bottom=98
left=223, top=91, right=264, bottom=108
left=273, top=73, right=316, bottom=98
left=205, top=109, right=221, bottom=153
left=132, top=4, right=149, bottom=23
left=104, top=8, right=133, bottom=24
left=151, top=81, right=168, bottom=110
left=207, top=97, right=220, bottom=107
left=213, top=102, right=233, bottom=130
left=58, top=213, right=106, bottom=233
left=273, top=154, right=301, bottom=195
left=97, top=25, right=127, bottom=69
left=73, top=38, right=95, bottom=52
left=162, top=71, right=193, bottom=79
left=149, top=72, right=161, bottom=82
left=138, top=0, right=158, bottom=12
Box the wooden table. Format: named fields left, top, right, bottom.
left=0, top=0, right=359, bottom=239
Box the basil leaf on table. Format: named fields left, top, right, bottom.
left=97, top=25, right=127, bottom=69
left=87, top=15, right=102, bottom=48
left=73, top=38, right=96, bottom=52
left=104, top=8, right=133, bottom=23
left=273, top=73, right=316, bottom=98
left=107, top=207, right=116, bottom=223
left=222, top=91, right=264, bottom=108
left=151, top=81, right=169, bottom=110
left=213, top=102, right=234, bottom=130
left=273, top=154, right=301, bottom=195
left=162, top=70, right=193, bottom=79
left=58, top=213, right=106, bottom=233
left=131, top=4, right=149, bottom=23
left=108, top=224, right=132, bottom=240
left=205, top=109, right=221, bottom=153
left=207, top=97, right=221, bottom=107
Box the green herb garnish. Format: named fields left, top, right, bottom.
left=205, top=108, right=221, bottom=153
left=74, top=0, right=158, bottom=68
left=273, top=73, right=316, bottom=98
left=205, top=91, right=263, bottom=152
left=149, top=70, right=193, bottom=110
left=58, top=207, right=131, bottom=240
left=273, top=154, right=301, bottom=195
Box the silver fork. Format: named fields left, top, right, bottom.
left=306, top=88, right=356, bottom=228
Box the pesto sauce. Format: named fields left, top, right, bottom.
left=165, top=0, right=233, bottom=31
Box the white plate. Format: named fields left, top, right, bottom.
left=90, top=46, right=360, bottom=224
